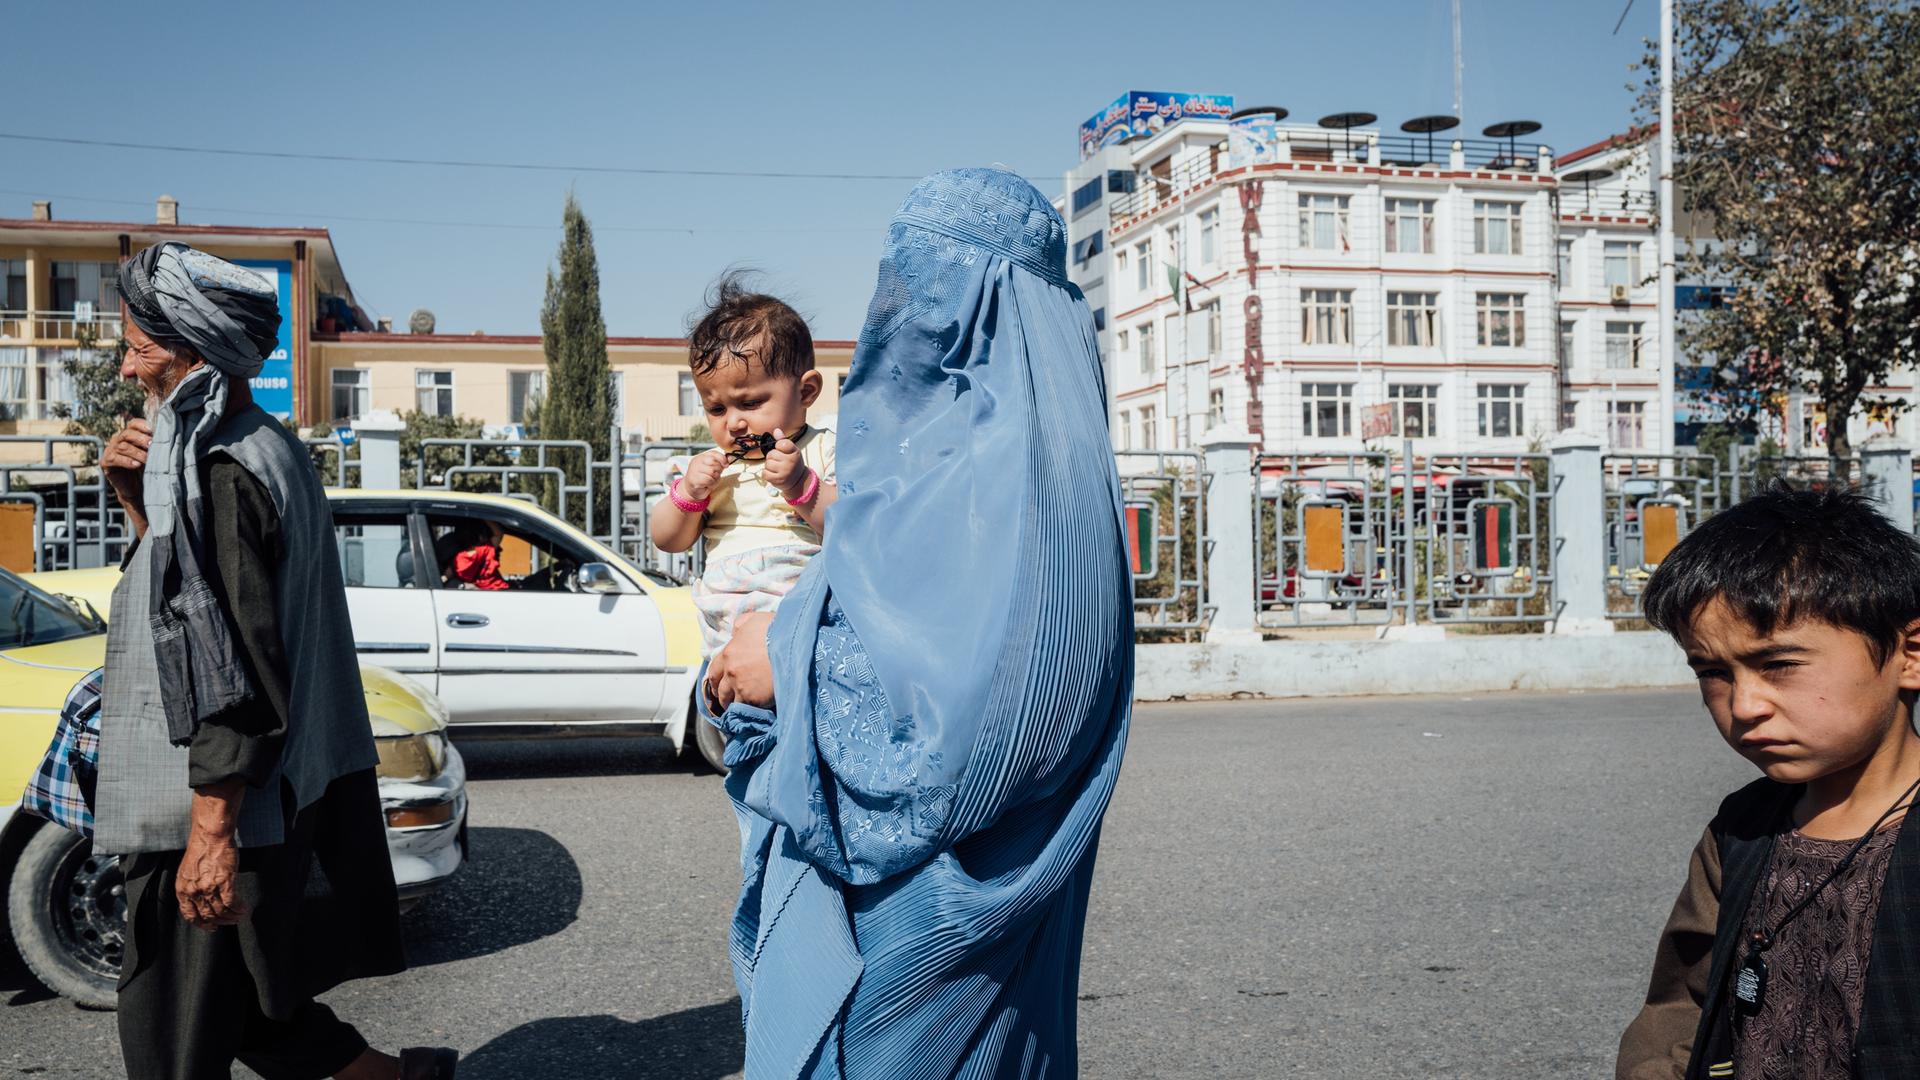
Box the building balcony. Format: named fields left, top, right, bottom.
left=0, top=308, right=124, bottom=345
left=1108, top=133, right=1560, bottom=223
left=1560, top=188, right=1656, bottom=217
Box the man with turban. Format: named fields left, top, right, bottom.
left=702, top=169, right=1134, bottom=1078
left=97, top=242, right=455, bottom=1079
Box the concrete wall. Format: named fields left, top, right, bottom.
left=1134, top=630, right=1694, bottom=701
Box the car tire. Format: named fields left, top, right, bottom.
left=7, top=825, right=123, bottom=1009
left=692, top=692, right=729, bottom=776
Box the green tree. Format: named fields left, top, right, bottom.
left=1647, top=0, right=1920, bottom=468
left=54, top=325, right=145, bottom=461
left=537, top=193, right=613, bottom=530
left=400, top=409, right=515, bottom=493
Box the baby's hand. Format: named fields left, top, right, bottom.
left=680, top=449, right=728, bottom=503
left=761, top=429, right=810, bottom=499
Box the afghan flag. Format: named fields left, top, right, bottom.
left=1125, top=504, right=1155, bottom=576
left=1473, top=502, right=1514, bottom=571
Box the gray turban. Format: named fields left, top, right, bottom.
left=118, top=243, right=282, bottom=744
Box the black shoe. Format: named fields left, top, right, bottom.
left=399, top=1047, right=458, bottom=1080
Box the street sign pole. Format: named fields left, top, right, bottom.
left=1659, top=0, right=1679, bottom=453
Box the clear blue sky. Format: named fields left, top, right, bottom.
left=9, top=0, right=1653, bottom=339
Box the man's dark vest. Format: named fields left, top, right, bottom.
left=1685, top=777, right=1920, bottom=1079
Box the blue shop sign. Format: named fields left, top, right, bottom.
left=1080, top=91, right=1234, bottom=159
left=236, top=258, right=295, bottom=419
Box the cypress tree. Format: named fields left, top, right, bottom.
left=537, top=193, right=612, bottom=530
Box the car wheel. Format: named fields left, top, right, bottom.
left=7, top=825, right=123, bottom=1009
left=692, top=692, right=729, bottom=776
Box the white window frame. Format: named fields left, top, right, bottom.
left=1198, top=209, right=1219, bottom=265
left=1559, top=319, right=1577, bottom=366
left=1557, top=239, right=1573, bottom=286
left=1300, top=382, right=1354, bottom=438
left=330, top=367, right=370, bottom=422
left=1298, top=193, right=1352, bottom=252
left=1604, top=241, right=1644, bottom=290
left=1473, top=200, right=1524, bottom=255
left=1384, top=198, right=1435, bottom=254
left=1204, top=301, right=1223, bottom=359
left=415, top=369, right=454, bottom=417
left=1139, top=404, right=1157, bottom=448
left=1135, top=241, right=1151, bottom=292
left=1388, top=383, right=1439, bottom=439
left=1386, top=291, right=1439, bottom=347
left=1604, top=321, right=1644, bottom=369
left=1117, top=409, right=1132, bottom=450
left=1477, top=383, right=1528, bottom=438
left=1208, top=387, right=1226, bottom=429
left=1138, top=322, right=1156, bottom=375
left=1608, top=399, right=1647, bottom=449
left=1475, top=293, right=1527, bottom=348
left=1300, top=289, right=1354, bottom=346
left=678, top=371, right=700, bottom=416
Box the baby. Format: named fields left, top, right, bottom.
left=650, top=275, right=837, bottom=662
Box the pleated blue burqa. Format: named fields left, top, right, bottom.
left=714, top=167, right=1134, bottom=1079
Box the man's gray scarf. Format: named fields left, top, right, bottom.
left=121, top=243, right=279, bottom=746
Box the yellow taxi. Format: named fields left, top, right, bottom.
left=1, top=565, right=467, bottom=1008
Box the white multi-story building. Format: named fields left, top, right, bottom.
left=1551, top=132, right=1662, bottom=453
left=1065, top=100, right=1564, bottom=457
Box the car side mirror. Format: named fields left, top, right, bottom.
left=577, top=562, right=621, bottom=594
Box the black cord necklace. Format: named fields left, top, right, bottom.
left=1732, top=773, right=1920, bottom=1020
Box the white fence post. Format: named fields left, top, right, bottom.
left=1201, top=428, right=1261, bottom=644
left=1550, top=432, right=1612, bottom=634
left=350, top=410, right=406, bottom=490
left=1862, top=438, right=1914, bottom=532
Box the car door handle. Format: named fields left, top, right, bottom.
left=445, top=613, right=490, bottom=629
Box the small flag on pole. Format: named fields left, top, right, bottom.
left=1125, top=503, right=1157, bottom=577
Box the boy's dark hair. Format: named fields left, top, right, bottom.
left=1642, top=484, right=1920, bottom=665
left=688, top=271, right=814, bottom=380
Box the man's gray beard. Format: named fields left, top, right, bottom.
left=143, top=394, right=162, bottom=424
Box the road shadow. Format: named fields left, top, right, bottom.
left=458, top=999, right=745, bottom=1079
left=453, top=735, right=715, bottom=781
left=401, top=826, right=581, bottom=967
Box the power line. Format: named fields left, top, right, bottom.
left=0, top=130, right=934, bottom=182
left=0, top=188, right=883, bottom=236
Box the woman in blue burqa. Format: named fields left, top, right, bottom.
left=702, top=167, right=1134, bottom=1079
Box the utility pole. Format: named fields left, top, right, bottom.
left=1452, top=0, right=1465, bottom=120
left=1658, top=0, right=1678, bottom=453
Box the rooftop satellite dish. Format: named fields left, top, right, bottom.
left=408, top=309, right=436, bottom=335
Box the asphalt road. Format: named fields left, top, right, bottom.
left=0, top=689, right=1749, bottom=1079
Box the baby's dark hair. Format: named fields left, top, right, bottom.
left=1641, top=484, right=1920, bottom=665
left=687, top=271, right=815, bottom=380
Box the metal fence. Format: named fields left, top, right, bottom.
left=1254, top=447, right=1555, bottom=630
left=1418, top=453, right=1555, bottom=626
left=0, top=435, right=129, bottom=571
left=1117, top=449, right=1211, bottom=634
left=1255, top=452, right=1398, bottom=628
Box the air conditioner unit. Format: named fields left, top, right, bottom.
left=1609, top=284, right=1631, bottom=304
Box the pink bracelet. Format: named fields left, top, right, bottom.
left=784, top=469, right=821, bottom=507
left=668, top=477, right=710, bottom=514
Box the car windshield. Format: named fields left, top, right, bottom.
left=0, top=566, right=103, bottom=649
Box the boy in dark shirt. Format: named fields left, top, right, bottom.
left=1617, top=487, right=1920, bottom=1079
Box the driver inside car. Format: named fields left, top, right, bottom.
left=436, top=520, right=510, bottom=591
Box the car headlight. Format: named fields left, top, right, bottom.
left=374, top=731, right=448, bottom=782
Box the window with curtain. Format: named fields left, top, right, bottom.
left=1389, top=384, right=1438, bottom=438
left=1476, top=293, right=1527, bottom=347
left=1604, top=321, right=1644, bottom=369
left=1608, top=400, right=1646, bottom=448
left=1298, top=194, right=1351, bottom=252
left=330, top=368, right=370, bottom=422
left=1473, top=201, right=1524, bottom=255
left=0, top=347, right=28, bottom=421
left=1300, top=383, right=1354, bottom=437
left=1477, top=384, right=1527, bottom=437
left=1604, top=241, right=1644, bottom=289
left=415, top=370, right=454, bottom=416
left=509, top=370, right=546, bottom=424
left=1301, top=289, right=1354, bottom=345
left=1204, top=302, right=1222, bottom=358
left=1386, top=292, right=1439, bottom=347
left=678, top=372, right=700, bottom=416
left=1140, top=405, right=1157, bottom=447
left=1384, top=198, right=1435, bottom=254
